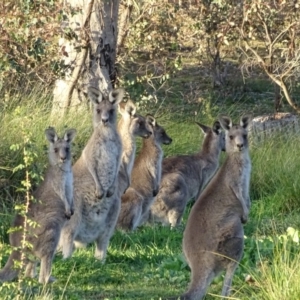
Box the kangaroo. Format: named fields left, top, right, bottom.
left=177, top=114, right=252, bottom=300
left=148, top=120, right=225, bottom=228
left=59, top=87, right=124, bottom=261
left=117, top=115, right=172, bottom=231
left=117, top=100, right=152, bottom=196
left=0, top=127, right=76, bottom=284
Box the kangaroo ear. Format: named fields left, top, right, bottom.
left=45, top=127, right=58, bottom=143
left=212, top=120, right=222, bottom=134
left=64, top=128, right=77, bottom=143
left=195, top=122, right=210, bottom=135
left=88, top=87, right=103, bottom=104
left=109, top=88, right=125, bottom=105
left=218, top=115, right=232, bottom=131
left=240, top=114, right=252, bottom=129
left=146, top=114, right=156, bottom=127
left=125, top=99, right=136, bottom=117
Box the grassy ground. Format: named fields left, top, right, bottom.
left=1, top=63, right=300, bottom=299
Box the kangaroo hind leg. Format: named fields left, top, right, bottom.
left=39, top=254, right=55, bottom=284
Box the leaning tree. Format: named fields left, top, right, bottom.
left=52, top=0, right=121, bottom=114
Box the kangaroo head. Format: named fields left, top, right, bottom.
left=146, top=114, right=172, bottom=145
left=88, top=87, right=125, bottom=128
left=119, top=99, right=136, bottom=118
left=132, top=114, right=152, bottom=138
left=196, top=120, right=226, bottom=152
left=219, top=114, right=252, bottom=153
left=119, top=100, right=152, bottom=139
left=45, top=127, right=77, bottom=167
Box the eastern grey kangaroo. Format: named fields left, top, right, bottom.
left=117, top=100, right=152, bottom=196
left=59, top=87, right=124, bottom=261
left=148, top=120, right=225, bottom=228
left=178, top=114, right=252, bottom=300
left=0, top=127, right=76, bottom=284
left=117, top=115, right=172, bottom=231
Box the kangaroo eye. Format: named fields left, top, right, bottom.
left=229, top=135, right=234, bottom=140
left=54, top=148, right=58, bottom=153
left=243, top=134, right=247, bottom=139
left=109, top=109, right=114, bottom=115
left=97, top=109, right=101, bottom=114
left=65, top=147, right=70, bottom=153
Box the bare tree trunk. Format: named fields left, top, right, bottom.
left=52, top=0, right=120, bottom=116
left=117, top=0, right=133, bottom=54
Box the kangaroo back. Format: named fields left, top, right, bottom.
left=149, top=120, right=224, bottom=227
left=180, top=114, right=252, bottom=300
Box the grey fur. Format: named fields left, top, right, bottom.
left=117, top=115, right=172, bottom=230
left=179, top=114, right=252, bottom=300
left=117, top=100, right=152, bottom=195
left=148, top=120, right=225, bottom=228
left=0, top=127, right=76, bottom=284
left=58, top=87, right=124, bottom=261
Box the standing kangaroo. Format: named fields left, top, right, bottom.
left=117, top=115, right=172, bottom=231
left=148, top=120, right=225, bottom=228
left=117, top=100, right=152, bottom=196
left=0, top=127, right=76, bottom=284
left=178, top=114, right=252, bottom=300
left=59, top=87, right=124, bottom=261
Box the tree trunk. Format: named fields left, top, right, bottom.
left=52, top=0, right=120, bottom=116
left=117, top=0, right=133, bottom=54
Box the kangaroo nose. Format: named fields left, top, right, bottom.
left=102, top=118, right=108, bottom=124
left=164, top=138, right=172, bottom=145
left=237, top=143, right=243, bottom=150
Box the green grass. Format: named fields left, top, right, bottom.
left=1, top=83, right=300, bottom=299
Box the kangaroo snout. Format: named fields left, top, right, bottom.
left=101, top=117, right=109, bottom=125
left=237, top=143, right=244, bottom=151
left=164, top=138, right=172, bottom=145
left=144, top=132, right=152, bottom=138
left=60, top=156, right=67, bottom=162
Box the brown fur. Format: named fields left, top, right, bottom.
left=117, top=115, right=172, bottom=230
left=117, top=100, right=152, bottom=195
left=149, top=121, right=225, bottom=227
left=179, top=115, right=252, bottom=300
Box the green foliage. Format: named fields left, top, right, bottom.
left=0, top=0, right=67, bottom=95
left=239, top=228, right=300, bottom=300
left=251, top=133, right=300, bottom=214
left=0, top=122, right=43, bottom=297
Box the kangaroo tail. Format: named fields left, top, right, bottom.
left=0, top=250, right=21, bottom=282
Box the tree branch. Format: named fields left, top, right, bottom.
left=242, top=39, right=300, bottom=113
